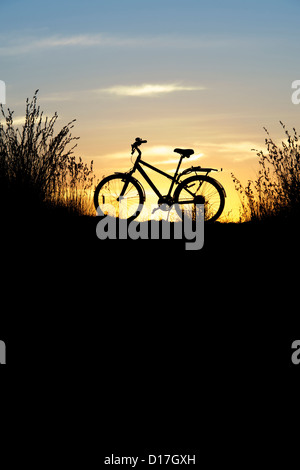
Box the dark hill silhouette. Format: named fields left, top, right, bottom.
left=1, top=96, right=298, bottom=456
left=2, top=212, right=298, bottom=453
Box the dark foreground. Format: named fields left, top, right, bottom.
left=1, top=215, right=298, bottom=456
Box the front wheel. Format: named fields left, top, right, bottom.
left=94, top=174, right=145, bottom=221
left=174, top=175, right=225, bottom=222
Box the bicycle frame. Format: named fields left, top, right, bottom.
left=127, top=148, right=184, bottom=200
left=135, top=157, right=183, bottom=200
left=119, top=144, right=225, bottom=205
left=94, top=139, right=226, bottom=222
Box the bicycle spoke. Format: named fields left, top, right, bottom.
left=96, top=176, right=142, bottom=219
left=175, top=176, right=224, bottom=222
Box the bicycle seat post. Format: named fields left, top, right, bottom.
left=175, top=155, right=184, bottom=178
left=166, top=155, right=184, bottom=197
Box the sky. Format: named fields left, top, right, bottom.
left=1, top=0, right=300, bottom=219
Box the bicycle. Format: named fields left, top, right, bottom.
left=94, top=137, right=226, bottom=222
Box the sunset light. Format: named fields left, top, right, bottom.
left=1, top=0, right=300, bottom=222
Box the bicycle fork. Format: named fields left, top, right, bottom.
left=117, top=175, right=132, bottom=200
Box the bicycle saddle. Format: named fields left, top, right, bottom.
left=174, top=148, right=194, bottom=158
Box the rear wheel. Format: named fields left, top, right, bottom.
left=174, top=175, right=225, bottom=222
left=94, top=174, right=144, bottom=221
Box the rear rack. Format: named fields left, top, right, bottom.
left=197, top=167, right=221, bottom=172
left=179, top=166, right=222, bottom=177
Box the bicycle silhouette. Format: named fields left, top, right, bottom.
left=94, top=138, right=226, bottom=222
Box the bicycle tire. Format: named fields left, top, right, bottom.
left=94, top=174, right=145, bottom=222
left=174, top=175, right=225, bottom=222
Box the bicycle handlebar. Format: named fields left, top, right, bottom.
left=131, top=137, right=147, bottom=155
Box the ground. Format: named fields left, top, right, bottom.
left=2, top=214, right=298, bottom=451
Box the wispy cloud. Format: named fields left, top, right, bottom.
left=0, top=32, right=248, bottom=56
left=157, top=153, right=204, bottom=164
left=0, top=33, right=118, bottom=56
left=100, top=146, right=204, bottom=164
left=193, top=140, right=260, bottom=162
left=212, top=141, right=260, bottom=161
left=38, top=84, right=205, bottom=103
left=0, top=115, right=60, bottom=125
left=98, top=83, right=206, bottom=97
left=99, top=146, right=173, bottom=161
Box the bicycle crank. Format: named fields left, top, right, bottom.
left=194, top=195, right=205, bottom=204
left=152, top=196, right=175, bottom=214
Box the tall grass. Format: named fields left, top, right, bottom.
left=0, top=90, right=95, bottom=216
left=232, top=122, right=300, bottom=222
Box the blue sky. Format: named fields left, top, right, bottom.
left=2, top=0, right=300, bottom=35
left=2, top=0, right=299, bottom=102
left=1, top=0, right=300, bottom=218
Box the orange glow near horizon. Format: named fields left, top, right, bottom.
left=1, top=1, right=300, bottom=223
left=82, top=137, right=261, bottom=222
left=87, top=142, right=246, bottom=222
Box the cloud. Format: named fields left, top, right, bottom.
left=0, top=115, right=60, bottom=126
left=153, top=152, right=204, bottom=165
left=99, top=146, right=172, bottom=161
left=193, top=140, right=260, bottom=162
left=214, top=141, right=260, bottom=161
left=99, top=83, right=206, bottom=97
left=0, top=31, right=244, bottom=56
left=33, top=84, right=205, bottom=104
left=0, top=33, right=123, bottom=56
left=99, top=146, right=204, bottom=165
